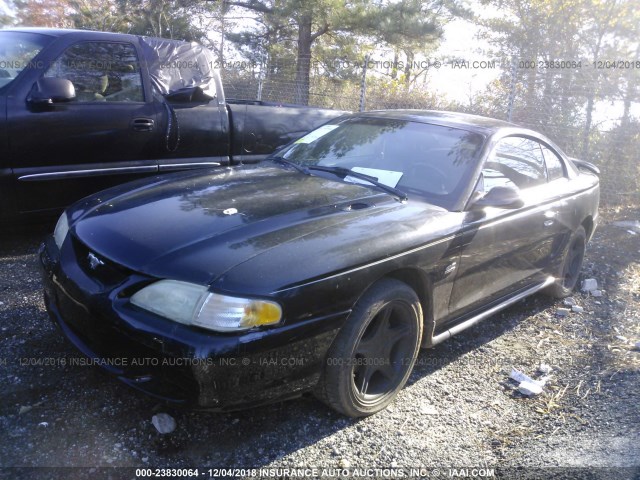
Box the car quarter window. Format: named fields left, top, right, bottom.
left=541, top=145, right=565, bottom=181
left=44, top=42, right=144, bottom=102
left=480, top=136, right=547, bottom=192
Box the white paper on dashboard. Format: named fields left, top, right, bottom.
left=345, top=167, right=403, bottom=188
left=294, top=125, right=340, bottom=144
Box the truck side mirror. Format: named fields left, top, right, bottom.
left=470, top=186, right=524, bottom=210
left=28, top=78, right=76, bottom=106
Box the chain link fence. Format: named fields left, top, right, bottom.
left=221, top=57, right=639, bottom=206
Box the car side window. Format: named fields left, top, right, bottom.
left=541, top=145, right=565, bottom=181
left=480, top=136, right=547, bottom=192
left=44, top=42, right=144, bottom=102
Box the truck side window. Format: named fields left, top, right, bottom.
left=44, top=42, right=144, bottom=103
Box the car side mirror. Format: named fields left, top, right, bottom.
left=28, top=78, right=76, bottom=106
left=470, top=186, right=524, bottom=210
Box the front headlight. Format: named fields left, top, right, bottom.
left=130, top=280, right=282, bottom=332
left=53, top=212, right=69, bottom=249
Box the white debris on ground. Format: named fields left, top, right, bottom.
left=509, top=368, right=548, bottom=397
left=18, top=401, right=43, bottom=415
left=582, top=278, right=598, bottom=292
left=517, top=381, right=543, bottom=396
left=419, top=404, right=439, bottom=415
left=580, top=278, right=604, bottom=297
left=559, top=296, right=587, bottom=316
left=538, top=363, right=553, bottom=375
left=151, top=413, right=176, bottom=434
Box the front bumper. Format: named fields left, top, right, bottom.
left=40, top=235, right=346, bottom=410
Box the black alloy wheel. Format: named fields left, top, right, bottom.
left=316, top=278, right=423, bottom=417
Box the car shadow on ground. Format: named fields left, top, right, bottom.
left=0, top=223, right=51, bottom=256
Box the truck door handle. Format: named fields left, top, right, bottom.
left=131, top=118, right=155, bottom=131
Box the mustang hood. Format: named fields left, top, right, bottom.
left=70, top=165, right=419, bottom=285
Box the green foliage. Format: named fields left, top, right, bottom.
left=590, top=120, right=640, bottom=200
left=224, top=0, right=467, bottom=103
left=12, top=0, right=213, bottom=41
left=0, top=0, right=14, bottom=27
left=13, top=0, right=73, bottom=27
left=0, top=13, right=13, bottom=27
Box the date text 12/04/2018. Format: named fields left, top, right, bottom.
left=518, top=60, right=639, bottom=69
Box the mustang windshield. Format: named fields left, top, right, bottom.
left=0, top=32, right=52, bottom=91
left=278, top=117, right=484, bottom=207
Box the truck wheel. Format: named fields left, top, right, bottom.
left=316, top=279, right=423, bottom=417
left=546, top=226, right=586, bottom=298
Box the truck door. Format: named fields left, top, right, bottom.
left=155, top=95, right=230, bottom=172
left=8, top=40, right=162, bottom=214
left=0, top=91, right=9, bottom=219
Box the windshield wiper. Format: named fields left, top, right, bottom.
left=269, top=156, right=310, bottom=175
left=307, top=165, right=408, bottom=202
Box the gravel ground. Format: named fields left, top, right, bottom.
left=0, top=207, right=638, bottom=480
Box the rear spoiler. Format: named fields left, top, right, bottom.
left=569, top=157, right=600, bottom=176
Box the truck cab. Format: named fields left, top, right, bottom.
left=0, top=28, right=344, bottom=221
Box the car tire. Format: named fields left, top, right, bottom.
left=315, top=278, right=423, bottom=417
left=545, top=225, right=586, bottom=298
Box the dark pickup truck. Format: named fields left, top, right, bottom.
left=0, top=28, right=344, bottom=220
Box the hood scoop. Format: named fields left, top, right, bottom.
left=341, top=202, right=373, bottom=212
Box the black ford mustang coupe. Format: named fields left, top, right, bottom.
left=40, top=110, right=600, bottom=417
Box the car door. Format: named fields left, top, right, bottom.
left=537, top=142, right=577, bottom=273
left=8, top=40, right=162, bottom=214
left=446, top=135, right=561, bottom=320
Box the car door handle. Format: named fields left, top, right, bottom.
left=544, top=210, right=557, bottom=226
left=131, top=118, right=155, bottom=132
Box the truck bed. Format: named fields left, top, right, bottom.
left=226, top=101, right=346, bottom=163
